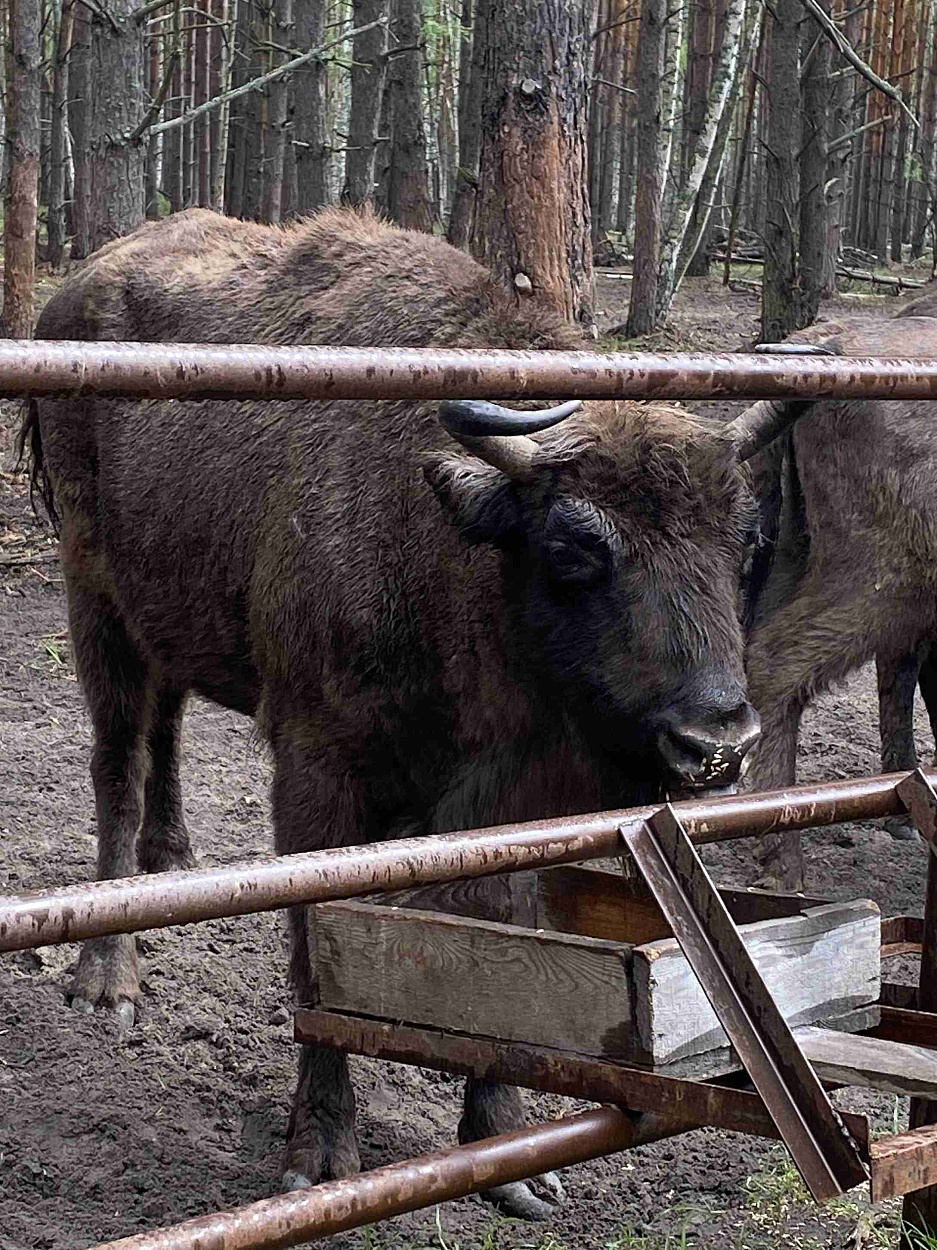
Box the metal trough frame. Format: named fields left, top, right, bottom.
left=3, top=771, right=937, bottom=1249
left=7, top=345, right=937, bottom=1246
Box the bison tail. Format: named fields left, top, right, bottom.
left=15, top=398, right=59, bottom=533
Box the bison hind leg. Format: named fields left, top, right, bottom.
left=460, top=1080, right=566, bottom=1221
left=137, top=685, right=196, bottom=873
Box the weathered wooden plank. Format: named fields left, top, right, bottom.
left=797, top=1026, right=937, bottom=1100
left=316, top=900, right=635, bottom=1058
left=367, top=873, right=538, bottom=926
left=634, top=900, right=880, bottom=1067
left=536, top=865, right=828, bottom=945
left=871, top=1124, right=937, bottom=1202
left=536, top=864, right=667, bottom=944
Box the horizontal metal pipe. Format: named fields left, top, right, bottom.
left=89, top=1107, right=693, bottom=1250
left=0, top=772, right=917, bottom=954
left=5, top=340, right=937, bottom=401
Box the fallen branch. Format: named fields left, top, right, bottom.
left=0, top=552, right=59, bottom=568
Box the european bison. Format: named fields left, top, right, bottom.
left=22, top=207, right=786, bottom=1217
left=743, top=316, right=937, bottom=886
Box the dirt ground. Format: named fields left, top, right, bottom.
left=1, top=269, right=933, bottom=1250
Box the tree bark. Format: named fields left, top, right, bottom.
left=471, top=0, right=594, bottom=325
left=3, top=0, right=40, bottom=337
left=761, top=0, right=806, bottom=342
left=798, top=1, right=831, bottom=323
left=262, top=0, right=292, bottom=222
left=383, top=0, right=432, bottom=230
left=47, top=0, right=73, bottom=268
left=447, top=0, right=484, bottom=248
left=625, top=0, right=665, bottom=335
left=341, top=0, right=388, bottom=207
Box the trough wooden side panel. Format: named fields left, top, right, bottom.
left=634, top=900, right=881, bottom=1067
left=537, top=865, right=830, bottom=945
left=316, top=900, right=637, bottom=1058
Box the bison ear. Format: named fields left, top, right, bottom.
left=423, top=454, right=520, bottom=547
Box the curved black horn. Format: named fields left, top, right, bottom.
left=439, top=399, right=582, bottom=437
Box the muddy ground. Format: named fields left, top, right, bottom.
left=1, top=268, right=933, bottom=1250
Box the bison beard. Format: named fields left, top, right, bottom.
left=21, top=208, right=784, bottom=1219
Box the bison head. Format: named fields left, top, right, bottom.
left=425, top=397, right=800, bottom=798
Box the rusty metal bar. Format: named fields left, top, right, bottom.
left=868, top=1007, right=937, bottom=1050
left=901, top=772, right=937, bottom=1241
left=0, top=771, right=922, bottom=954
left=293, top=1008, right=870, bottom=1152
left=624, top=805, right=868, bottom=1201
left=5, top=341, right=937, bottom=401
left=88, top=1106, right=700, bottom=1250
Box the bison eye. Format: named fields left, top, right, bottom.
left=545, top=535, right=611, bottom=587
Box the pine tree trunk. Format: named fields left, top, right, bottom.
left=262, top=0, right=292, bottom=222
left=625, top=0, right=664, bottom=335
left=196, top=12, right=210, bottom=206
left=144, top=32, right=160, bottom=219
left=471, top=0, right=594, bottom=325
left=761, top=0, right=805, bottom=342
left=912, top=0, right=937, bottom=257
left=798, top=0, right=830, bottom=323
left=4, top=0, right=40, bottom=336
left=208, top=0, right=227, bottom=212
left=384, top=0, right=432, bottom=230
left=291, top=0, right=329, bottom=211
left=67, top=5, right=91, bottom=256
left=447, top=0, right=483, bottom=248
left=47, top=0, right=72, bottom=268
left=341, top=0, right=388, bottom=206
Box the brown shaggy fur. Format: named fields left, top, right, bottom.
left=22, top=208, right=764, bottom=1209
left=746, top=316, right=937, bottom=885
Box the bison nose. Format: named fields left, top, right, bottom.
left=656, top=701, right=761, bottom=789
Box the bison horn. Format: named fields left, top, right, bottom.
left=726, top=342, right=838, bottom=460
left=438, top=399, right=582, bottom=480
left=724, top=399, right=813, bottom=462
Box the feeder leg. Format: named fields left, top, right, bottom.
left=901, top=847, right=937, bottom=1246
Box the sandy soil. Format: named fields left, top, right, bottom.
left=1, top=270, right=932, bottom=1250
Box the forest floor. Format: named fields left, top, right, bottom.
left=1, top=259, right=936, bottom=1250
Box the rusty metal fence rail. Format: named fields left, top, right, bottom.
left=0, top=772, right=917, bottom=954
left=3, top=340, right=937, bottom=401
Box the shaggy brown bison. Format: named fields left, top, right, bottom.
left=743, top=316, right=937, bottom=886
left=22, top=207, right=787, bottom=1217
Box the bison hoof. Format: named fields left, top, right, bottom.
left=281, top=1169, right=313, bottom=1192
left=885, top=816, right=921, bottom=842
left=67, top=933, right=140, bottom=1026
left=71, top=993, right=136, bottom=1028
left=483, top=1172, right=566, bottom=1221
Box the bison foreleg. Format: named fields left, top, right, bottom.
left=459, top=1080, right=566, bottom=1221
left=66, top=581, right=152, bottom=1026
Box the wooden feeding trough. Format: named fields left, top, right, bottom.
left=312, top=865, right=882, bottom=1078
